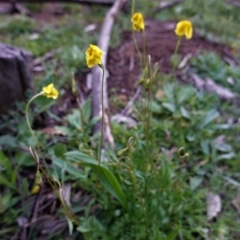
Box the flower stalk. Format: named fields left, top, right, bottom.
left=85, top=44, right=105, bottom=165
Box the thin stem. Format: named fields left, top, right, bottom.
left=98, top=63, right=105, bottom=165
left=131, top=0, right=142, bottom=69
left=128, top=165, right=149, bottom=236
left=25, top=92, right=85, bottom=237
left=146, top=81, right=152, bottom=170
left=173, top=37, right=181, bottom=111
left=25, top=92, right=44, bottom=147
left=133, top=31, right=143, bottom=69
left=142, top=29, right=146, bottom=68
left=173, top=37, right=185, bottom=147
left=26, top=93, right=60, bottom=188
left=131, top=0, right=135, bottom=15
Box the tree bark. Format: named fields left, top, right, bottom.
left=0, top=44, right=32, bottom=113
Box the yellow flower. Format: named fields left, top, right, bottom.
left=42, top=83, right=59, bottom=99
left=131, top=12, right=145, bottom=31
left=31, top=185, right=40, bottom=194
left=175, top=20, right=193, bottom=39
left=86, top=44, right=104, bottom=68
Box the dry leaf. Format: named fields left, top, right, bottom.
left=155, top=89, right=165, bottom=100
left=207, top=192, right=222, bottom=220
left=40, top=127, right=66, bottom=136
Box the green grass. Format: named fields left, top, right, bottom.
left=154, top=0, right=240, bottom=44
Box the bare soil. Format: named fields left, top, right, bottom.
left=107, top=18, right=232, bottom=101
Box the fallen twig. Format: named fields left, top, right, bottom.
left=226, top=0, right=240, bottom=8
left=33, top=48, right=62, bottom=67
left=12, top=0, right=115, bottom=5
left=152, top=0, right=184, bottom=13
left=121, top=85, right=142, bottom=116
left=91, top=0, right=127, bottom=149
left=111, top=114, right=137, bottom=127
left=178, top=53, right=193, bottom=69
left=183, top=73, right=236, bottom=101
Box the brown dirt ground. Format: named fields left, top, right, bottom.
left=107, top=18, right=232, bottom=102
left=25, top=4, right=234, bottom=117
left=40, top=18, right=235, bottom=127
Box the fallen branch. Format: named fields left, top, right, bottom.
left=178, top=53, right=193, bottom=70
left=33, top=48, right=62, bottom=67
left=91, top=0, right=127, bottom=149
left=121, top=86, right=142, bottom=116
left=226, top=0, right=240, bottom=8
left=186, top=73, right=236, bottom=101
left=32, top=48, right=62, bottom=72
left=111, top=114, right=137, bottom=127
left=0, top=2, right=31, bottom=15
left=10, top=0, right=115, bottom=5
left=152, top=0, right=184, bottom=13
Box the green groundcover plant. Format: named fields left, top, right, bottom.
left=1, top=1, right=240, bottom=240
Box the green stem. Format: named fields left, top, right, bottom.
left=146, top=78, right=153, bottom=171
left=131, top=0, right=135, bottom=15
left=133, top=31, right=143, bottom=69
left=25, top=92, right=44, bottom=147
left=173, top=37, right=185, bottom=147
left=129, top=166, right=149, bottom=236
left=142, top=29, right=146, bottom=68
left=26, top=92, right=86, bottom=237
left=98, top=63, right=105, bottom=165
left=26, top=93, right=57, bottom=185
left=173, top=37, right=181, bottom=111
left=145, top=89, right=151, bottom=172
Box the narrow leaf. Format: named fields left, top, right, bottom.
left=65, top=150, right=127, bottom=208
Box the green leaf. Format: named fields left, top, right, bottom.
left=0, top=135, right=17, bottom=148
left=92, top=164, right=127, bottom=208
left=180, top=106, right=190, bottom=119
left=215, top=143, right=232, bottom=152
left=222, top=176, right=240, bottom=187
left=54, top=143, right=67, bottom=158
left=200, top=109, right=219, bottom=128
left=53, top=157, right=88, bottom=179
left=0, top=151, right=12, bottom=172
left=67, top=218, right=73, bottom=235
left=190, top=177, right=203, bottom=190
left=81, top=99, right=91, bottom=122
left=201, top=140, right=210, bottom=155
left=163, top=84, right=174, bottom=102
left=186, top=134, right=196, bottom=142
left=150, top=101, right=162, bottom=114
left=66, top=109, right=82, bottom=129
left=65, top=150, right=98, bottom=165
left=65, top=150, right=127, bottom=208
left=178, top=86, right=195, bottom=104
left=165, top=226, right=180, bottom=240
left=162, top=102, right=176, bottom=113
left=76, top=218, right=92, bottom=233
left=216, top=152, right=235, bottom=161
left=0, top=174, right=18, bottom=191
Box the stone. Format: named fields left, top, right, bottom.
left=0, top=43, right=32, bottom=113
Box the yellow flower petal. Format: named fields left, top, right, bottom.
left=31, top=185, right=40, bottom=194
left=42, top=83, right=59, bottom=99
left=131, top=13, right=145, bottom=32
left=175, top=20, right=193, bottom=39
left=85, top=44, right=104, bottom=68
